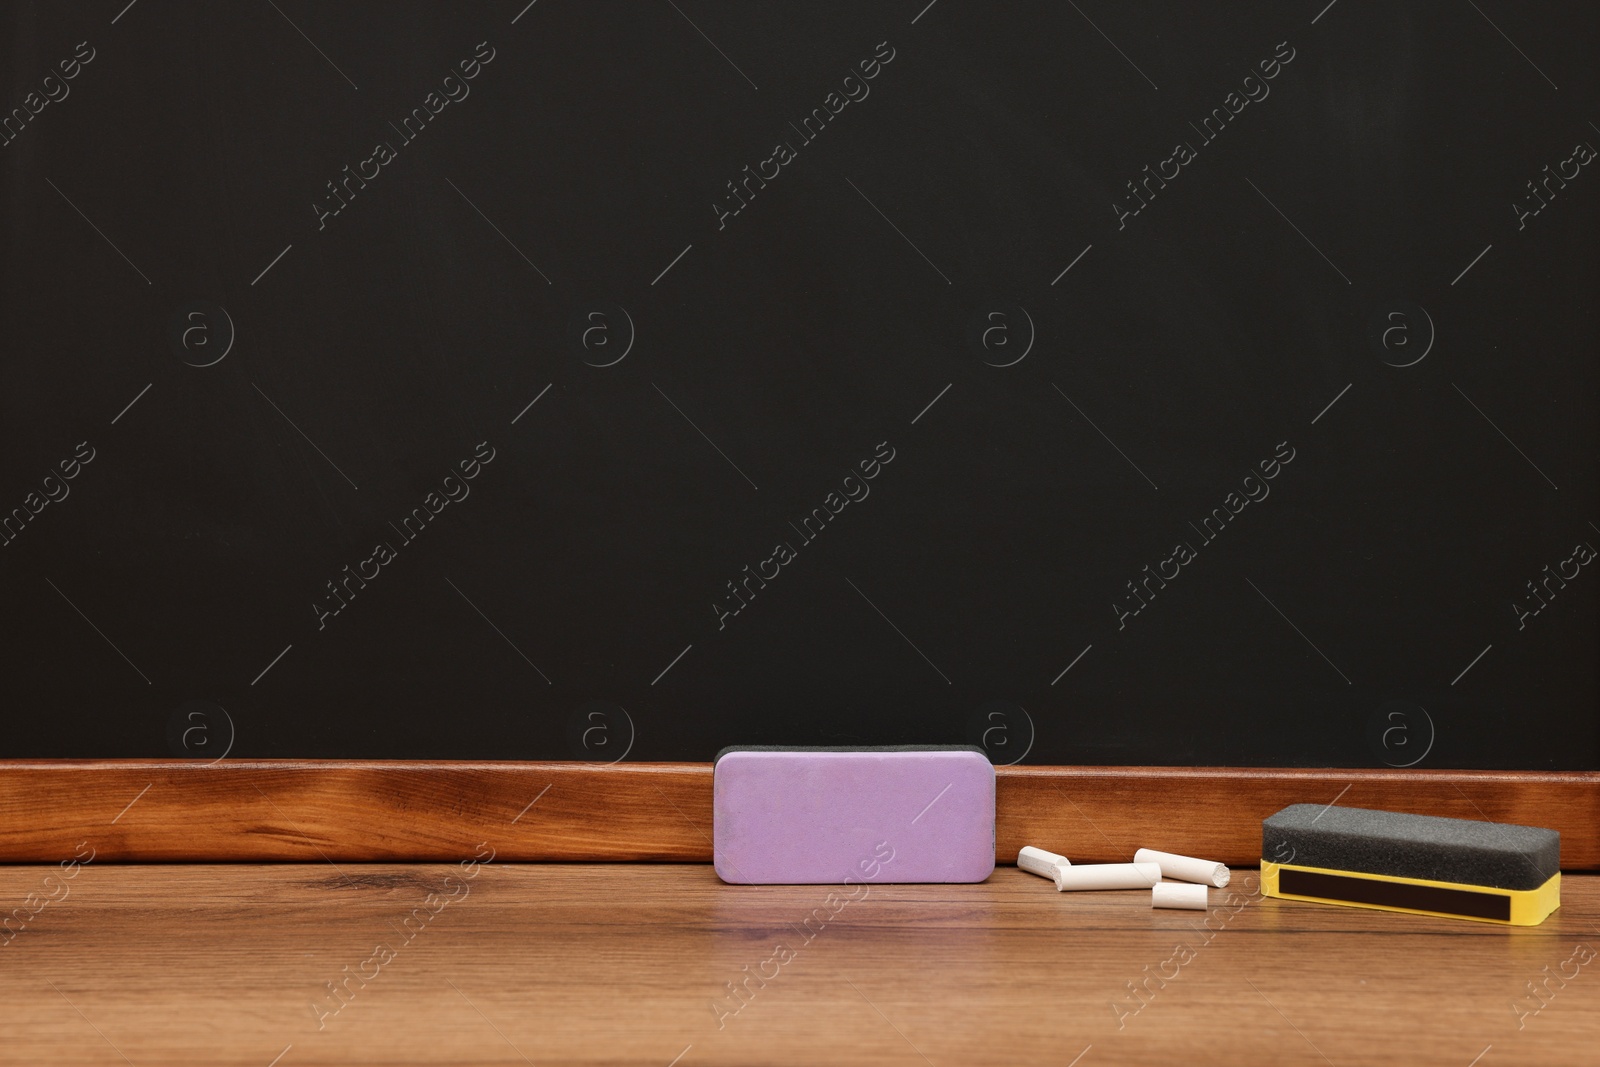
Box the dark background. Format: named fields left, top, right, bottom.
left=1, top=0, right=1594, bottom=768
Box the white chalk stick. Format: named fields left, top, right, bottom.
left=1017, top=846, right=1070, bottom=880
left=1053, top=862, right=1162, bottom=891
left=1152, top=882, right=1209, bottom=910
left=1134, top=847, right=1230, bottom=888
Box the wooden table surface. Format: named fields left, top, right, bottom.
left=2, top=862, right=1596, bottom=1066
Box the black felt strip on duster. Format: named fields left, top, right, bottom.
left=1262, top=804, right=1559, bottom=891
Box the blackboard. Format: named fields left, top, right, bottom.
left=2, top=0, right=1595, bottom=769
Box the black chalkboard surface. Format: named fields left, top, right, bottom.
left=1, top=0, right=1594, bottom=769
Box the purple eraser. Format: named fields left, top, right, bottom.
left=712, top=746, right=996, bottom=884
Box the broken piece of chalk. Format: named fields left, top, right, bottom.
left=1135, top=847, right=1231, bottom=888
left=1152, top=882, right=1209, bottom=910
left=1053, top=862, right=1161, bottom=891
left=1017, top=846, right=1070, bottom=880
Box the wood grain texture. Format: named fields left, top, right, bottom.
left=1, top=862, right=1596, bottom=1066
left=996, top=766, right=1600, bottom=869
left=0, top=761, right=1596, bottom=866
